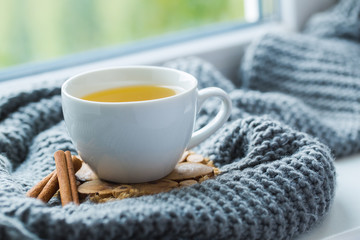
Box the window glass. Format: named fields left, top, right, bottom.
left=0, top=0, right=277, bottom=69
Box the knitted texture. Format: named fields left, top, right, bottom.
left=239, top=0, right=360, bottom=158
left=2, top=1, right=360, bottom=239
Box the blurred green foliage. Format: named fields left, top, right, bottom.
left=0, top=0, right=245, bottom=68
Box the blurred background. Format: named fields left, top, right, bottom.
left=0, top=0, right=278, bottom=69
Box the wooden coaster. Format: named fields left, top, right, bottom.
left=76, top=152, right=220, bottom=203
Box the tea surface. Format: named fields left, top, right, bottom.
left=81, top=85, right=177, bottom=102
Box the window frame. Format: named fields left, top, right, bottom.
left=0, top=0, right=281, bottom=82
left=280, top=0, right=337, bottom=31
left=0, top=0, right=336, bottom=84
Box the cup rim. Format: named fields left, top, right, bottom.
left=61, top=66, right=198, bottom=105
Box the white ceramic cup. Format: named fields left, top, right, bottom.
left=62, top=66, right=231, bottom=183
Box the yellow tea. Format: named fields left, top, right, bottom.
left=81, top=85, right=177, bottom=102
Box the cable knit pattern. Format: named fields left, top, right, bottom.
left=1, top=1, right=359, bottom=239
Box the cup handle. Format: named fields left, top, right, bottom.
left=187, top=87, right=232, bottom=149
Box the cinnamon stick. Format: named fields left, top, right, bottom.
left=65, top=151, right=79, bottom=205
left=26, top=152, right=83, bottom=204
left=72, top=156, right=83, bottom=174
left=26, top=170, right=55, bottom=198
left=37, top=171, right=59, bottom=202
left=36, top=156, right=82, bottom=203
left=54, top=150, right=72, bottom=206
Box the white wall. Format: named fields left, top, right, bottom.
left=281, top=0, right=338, bottom=31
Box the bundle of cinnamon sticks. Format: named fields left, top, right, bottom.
left=27, top=150, right=82, bottom=206
left=27, top=150, right=220, bottom=206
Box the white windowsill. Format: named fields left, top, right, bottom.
left=297, top=154, right=360, bottom=240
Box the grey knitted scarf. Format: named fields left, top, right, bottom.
left=1, top=0, right=359, bottom=239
